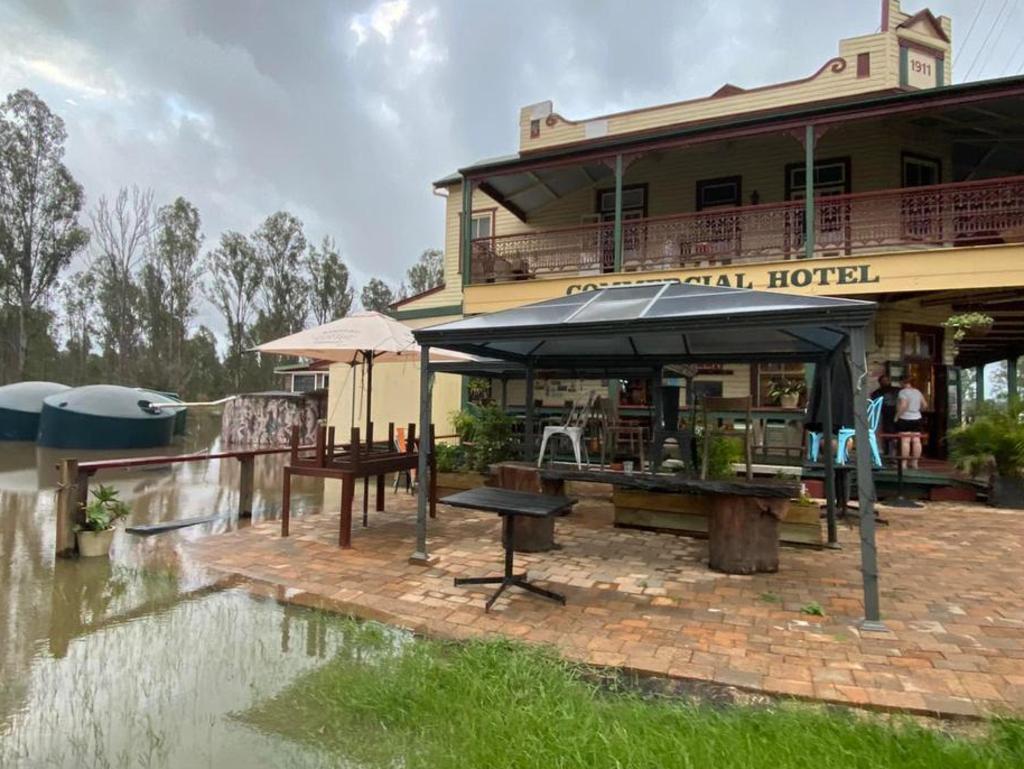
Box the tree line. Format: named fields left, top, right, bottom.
left=0, top=89, right=444, bottom=398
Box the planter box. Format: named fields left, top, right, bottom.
left=988, top=477, right=1024, bottom=509
left=436, top=471, right=491, bottom=499
left=613, top=488, right=821, bottom=547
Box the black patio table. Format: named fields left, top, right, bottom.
left=441, top=487, right=577, bottom=611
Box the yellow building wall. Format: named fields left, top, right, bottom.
left=518, top=1, right=952, bottom=153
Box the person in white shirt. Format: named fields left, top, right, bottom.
left=895, top=377, right=928, bottom=470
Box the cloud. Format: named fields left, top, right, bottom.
left=0, top=0, right=1006, bottom=340
left=350, top=0, right=410, bottom=46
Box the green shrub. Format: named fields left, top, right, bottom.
left=702, top=434, right=744, bottom=480
left=433, top=443, right=466, bottom=473
left=949, top=402, right=1024, bottom=478
left=450, top=404, right=517, bottom=473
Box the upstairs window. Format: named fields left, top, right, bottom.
left=696, top=176, right=742, bottom=210
left=902, top=153, right=941, bottom=188
left=786, top=159, right=851, bottom=199
left=470, top=212, right=492, bottom=239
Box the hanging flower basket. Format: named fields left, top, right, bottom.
left=944, top=312, right=994, bottom=343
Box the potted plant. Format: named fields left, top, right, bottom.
left=948, top=404, right=1024, bottom=508
left=768, top=378, right=806, bottom=409
left=943, top=312, right=994, bottom=344
left=76, top=484, right=130, bottom=557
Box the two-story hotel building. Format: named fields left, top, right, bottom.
left=330, top=0, right=1024, bottom=462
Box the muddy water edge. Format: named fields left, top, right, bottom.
left=0, top=411, right=384, bottom=768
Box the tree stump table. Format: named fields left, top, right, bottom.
left=707, top=495, right=788, bottom=574
left=493, top=463, right=566, bottom=552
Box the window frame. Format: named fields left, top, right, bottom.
left=459, top=207, right=497, bottom=274
left=784, top=157, right=852, bottom=200
left=695, top=175, right=742, bottom=211
left=901, top=151, right=942, bottom=188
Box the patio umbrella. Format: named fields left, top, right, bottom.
left=256, top=310, right=477, bottom=435
left=805, top=348, right=855, bottom=433
left=255, top=311, right=477, bottom=517
left=258, top=311, right=413, bottom=433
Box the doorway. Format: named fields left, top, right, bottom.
left=900, top=324, right=946, bottom=458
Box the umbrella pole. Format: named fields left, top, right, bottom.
left=363, top=352, right=373, bottom=525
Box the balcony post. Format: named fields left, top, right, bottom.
left=1008, top=357, right=1019, bottom=403
left=975, top=365, right=985, bottom=407
left=804, top=124, right=815, bottom=260
left=461, top=176, right=473, bottom=287
left=613, top=153, right=624, bottom=271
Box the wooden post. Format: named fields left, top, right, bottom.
left=56, top=458, right=89, bottom=558
left=363, top=421, right=374, bottom=525
left=281, top=467, right=292, bottom=537
left=237, top=454, right=255, bottom=518
left=339, top=474, right=354, bottom=548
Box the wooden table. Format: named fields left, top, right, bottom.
left=281, top=422, right=436, bottom=548
left=443, top=487, right=576, bottom=611
left=538, top=467, right=798, bottom=573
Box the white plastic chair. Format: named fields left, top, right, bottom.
left=536, top=396, right=593, bottom=469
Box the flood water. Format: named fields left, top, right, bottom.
left=0, top=412, right=371, bottom=768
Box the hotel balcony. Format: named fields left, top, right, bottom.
left=468, top=175, right=1024, bottom=285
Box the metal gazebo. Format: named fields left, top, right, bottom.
left=412, top=283, right=885, bottom=629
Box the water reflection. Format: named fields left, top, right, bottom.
left=0, top=412, right=337, bottom=767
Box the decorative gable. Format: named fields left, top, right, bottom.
left=898, top=10, right=950, bottom=43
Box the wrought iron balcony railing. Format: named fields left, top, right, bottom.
left=468, top=176, right=1024, bottom=284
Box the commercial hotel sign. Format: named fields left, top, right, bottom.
left=462, top=245, right=1024, bottom=315
left=565, top=264, right=879, bottom=294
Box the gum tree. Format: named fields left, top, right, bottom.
left=0, top=89, right=89, bottom=378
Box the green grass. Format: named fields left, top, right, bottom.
left=241, top=624, right=1024, bottom=769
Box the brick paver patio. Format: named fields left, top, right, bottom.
left=189, top=488, right=1024, bottom=718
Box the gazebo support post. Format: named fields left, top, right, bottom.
left=822, top=354, right=839, bottom=547
left=523, top=366, right=536, bottom=461
left=848, top=326, right=884, bottom=629
left=500, top=377, right=508, bottom=411
left=412, top=345, right=435, bottom=565
left=650, top=366, right=663, bottom=473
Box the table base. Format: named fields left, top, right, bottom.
left=454, top=573, right=565, bottom=612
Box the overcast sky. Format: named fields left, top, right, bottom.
left=1, top=0, right=1021, bottom=332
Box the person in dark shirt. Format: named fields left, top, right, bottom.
left=871, top=374, right=900, bottom=455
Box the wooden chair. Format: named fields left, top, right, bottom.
left=594, top=396, right=646, bottom=470
left=700, top=396, right=753, bottom=481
